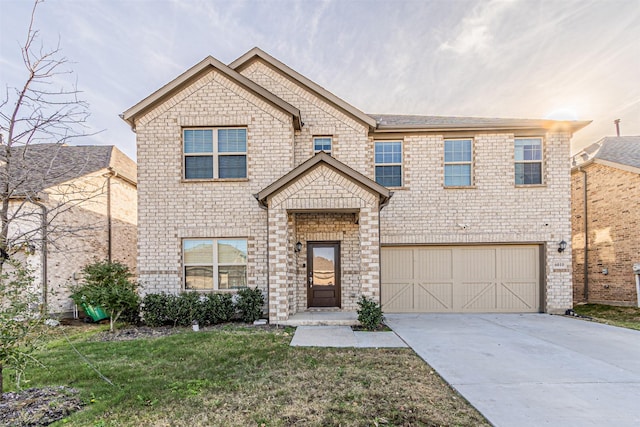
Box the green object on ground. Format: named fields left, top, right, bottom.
left=81, top=303, right=109, bottom=322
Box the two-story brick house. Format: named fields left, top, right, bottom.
left=571, top=136, right=640, bottom=305
left=122, top=47, right=588, bottom=324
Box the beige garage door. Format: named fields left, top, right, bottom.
left=381, top=245, right=541, bottom=313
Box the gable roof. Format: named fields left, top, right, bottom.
left=1, top=144, right=136, bottom=197
left=230, top=47, right=377, bottom=129
left=370, top=114, right=591, bottom=134
left=572, top=136, right=640, bottom=173
left=255, top=152, right=391, bottom=208
left=121, top=55, right=302, bottom=130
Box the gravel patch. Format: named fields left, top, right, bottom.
left=0, top=386, right=83, bottom=426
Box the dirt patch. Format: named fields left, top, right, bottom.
left=0, top=386, right=83, bottom=426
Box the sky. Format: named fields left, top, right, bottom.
left=1, top=0, right=639, bottom=161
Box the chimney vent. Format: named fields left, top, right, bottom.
left=614, top=119, right=621, bottom=137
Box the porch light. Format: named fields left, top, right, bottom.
left=558, top=240, right=567, bottom=253
left=294, top=241, right=302, bottom=253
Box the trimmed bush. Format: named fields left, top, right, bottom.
left=142, top=292, right=236, bottom=327
left=356, top=296, right=384, bottom=330
left=236, top=288, right=265, bottom=323
left=202, top=293, right=235, bottom=324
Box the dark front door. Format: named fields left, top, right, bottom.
left=307, top=241, right=341, bottom=308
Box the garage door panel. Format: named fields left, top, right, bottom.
left=499, top=247, right=539, bottom=279
left=381, top=283, right=413, bottom=312
left=458, top=248, right=497, bottom=280
left=414, top=249, right=453, bottom=281
left=382, top=245, right=541, bottom=313
left=499, top=282, right=538, bottom=310
left=415, top=282, right=453, bottom=311
left=457, top=282, right=496, bottom=311
left=381, top=249, right=413, bottom=281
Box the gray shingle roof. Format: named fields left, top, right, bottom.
left=593, top=136, right=640, bottom=169
left=1, top=144, right=115, bottom=196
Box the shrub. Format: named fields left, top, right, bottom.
left=142, top=292, right=237, bottom=327
left=202, top=293, right=235, bottom=325
left=357, top=296, right=384, bottom=330
left=141, top=293, right=171, bottom=327
left=236, top=288, right=265, bottom=323
left=71, top=260, right=139, bottom=332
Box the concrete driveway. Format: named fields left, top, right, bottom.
left=386, top=313, right=640, bottom=427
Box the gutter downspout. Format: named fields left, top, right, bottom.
left=580, top=167, right=589, bottom=302
left=31, top=200, right=48, bottom=314
left=106, top=173, right=112, bottom=262
left=377, top=192, right=393, bottom=302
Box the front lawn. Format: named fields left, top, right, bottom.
left=573, top=303, right=640, bottom=331
left=4, top=325, right=488, bottom=426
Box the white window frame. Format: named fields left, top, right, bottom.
left=183, top=127, right=247, bottom=180
left=514, top=137, right=544, bottom=185
left=183, top=238, right=248, bottom=291
left=374, top=141, right=403, bottom=187
left=313, top=136, right=332, bottom=155
left=444, top=138, right=473, bottom=187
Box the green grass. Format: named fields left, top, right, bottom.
left=573, top=303, right=640, bottom=331
left=6, top=325, right=489, bottom=426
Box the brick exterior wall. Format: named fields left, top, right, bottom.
left=571, top=163, right=640, bottom=305
left=134, top=56, right=575, bottom=321
left=9, top=168, right=137, bottom=315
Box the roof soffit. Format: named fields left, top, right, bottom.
left=121, top=55, right=301, bottom=130
left=230, top=47, right=377, bottom=129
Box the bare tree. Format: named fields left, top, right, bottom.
left=1, top=0, right=94, bottom=272
left=0, top=0, right=102, bottom=395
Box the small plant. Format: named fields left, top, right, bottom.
left=71, top=260, right=139, bottom=332
left=357, top=296, right=384, bottom=331
left=0, top=260, right=44, bottom=395
left=236, top=288, right=265, bottom=323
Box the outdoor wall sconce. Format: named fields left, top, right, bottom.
left=294, top=241, right=302, bottom=253
left=558, top=240, right=567, bottom=253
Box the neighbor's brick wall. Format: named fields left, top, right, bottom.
left=7, top=170, right=136, bottom=315
left=571, top=163, right=640, bottom=304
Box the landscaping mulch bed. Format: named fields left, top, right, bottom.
left=0, top=386, right=83, bottom=426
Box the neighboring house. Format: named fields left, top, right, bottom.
left=571, top=136, right=640, bottom=305
left=1, top=144, right=137, bottom=315
left=122, top=47, right=589, bottom=324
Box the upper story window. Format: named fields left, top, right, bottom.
left=515, top=137, right=543, bottom=185
left=375, top=141, right=402, bottom=187
left=183, top=128, right=247, bottom=180
left=314, top=137, right=332, bottom=155
left=444, top=139, right=473, bottom=187
left=183, top=238, right=247, bottom=290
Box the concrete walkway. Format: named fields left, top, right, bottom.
left=386, top=313, right=640, bottom=427
left=290, top=325, right=407, bottom=348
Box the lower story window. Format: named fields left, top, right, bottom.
left=183, top=238, right=247, bottom=290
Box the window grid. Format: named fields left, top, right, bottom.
left=515, top=137, right=543, bottom=185
left=183, top=238, right=248, bottom=290
left=444, top=139, right=473, bottom=187
left=183, top=128, right=247, bottom=180
left=313, top=137, right=332, bottom=155
left=375, top=141, right=403, bottom=187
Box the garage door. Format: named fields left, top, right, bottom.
left=381, top=245, right=541, bottom=313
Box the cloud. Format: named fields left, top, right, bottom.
left=439, top=0, right=516, bottom=56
